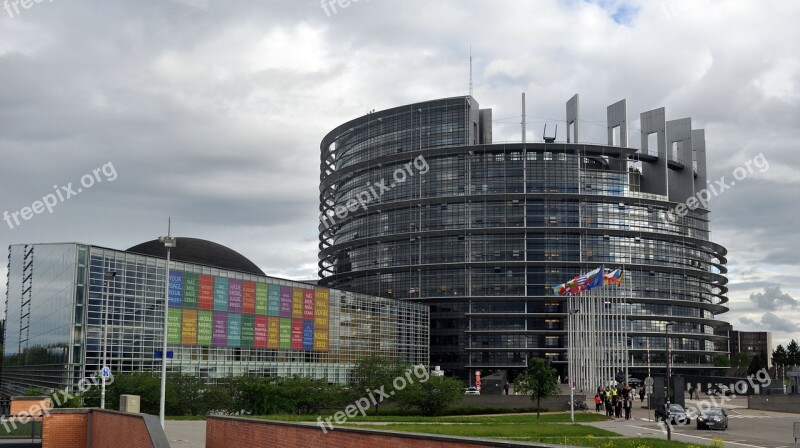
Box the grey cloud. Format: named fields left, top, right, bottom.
left=0, top=0, right=799, bottom=321
left=749, top=286, right=798, bottom=311
left=760, top=312, right=799, bottom=333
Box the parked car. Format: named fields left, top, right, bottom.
left=626, top=377, right=642, bottom=387
left=707, top=385, right=733, bottom=396
left=654, top=403, right=691, bottom=425
left=697, top=407, right=728, bottom=430
left=464, top=386, right=480, bottom=395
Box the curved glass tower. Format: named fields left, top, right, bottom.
left=319, top=95, right=729, bottom=381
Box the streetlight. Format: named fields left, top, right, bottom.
left=568, top=308, right=579, bottom=424
left=158, top=225, right=176, bottom=429
left=665, top=321, right=677, bottom=441
left=100, top=270, right=117, bottom=410
left=665, top=321, right=677, bottom=404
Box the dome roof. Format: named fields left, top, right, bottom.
left=126, top=237, right=265, bottom=276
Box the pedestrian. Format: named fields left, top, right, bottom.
left=624, top=397, right=632, bottom=420
left=693, top=386, right=700, bottom=400
left=639, top=386, right=645, bottom=402
left=614, top=395, right=622, bottom=418
left=504, top=381, right=510, bottom=395
left=594, top=393, right=602, bottom=412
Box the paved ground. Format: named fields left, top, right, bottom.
left=162, top=397, right=800, bottom=448
left=586, top=396, right=800, bottom=448
left=164, top=420, right=206, bottom=448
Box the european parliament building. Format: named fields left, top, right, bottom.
left=318, top=95, right=730, bottom=381
left=2, top=239, right=428, bottom=396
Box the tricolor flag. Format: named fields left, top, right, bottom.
left=603, top=269, right=624, bottom=286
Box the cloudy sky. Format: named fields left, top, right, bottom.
left=1, top=0, right=798, bottom=347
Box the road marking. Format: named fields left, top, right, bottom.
left=664, top=432, right=780, bottom=448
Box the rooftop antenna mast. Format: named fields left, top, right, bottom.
left=522, top=92, right=526, bottom=145
left=469, top=44, right=473, bottom=96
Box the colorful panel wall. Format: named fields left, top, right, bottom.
left=166, top=270, right=330, bottom=352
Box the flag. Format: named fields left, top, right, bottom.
left=603, top=269, right=623, bottom=286
left=552, top=283, right=567, bottom=296
left=567, top=277, right=582, bottom=294
left=578, top=266, right=604, bottom=291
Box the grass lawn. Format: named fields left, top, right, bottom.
left=258, top=412, right=609, bottom=424
left=172, top=412, right=710, bottom=447
left=0, top=420, right=41, bottom=438
left=322, top=413, right=708, bottom=448
left=346, top=420, right=707, bottom=448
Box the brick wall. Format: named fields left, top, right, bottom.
left=42, top=409, right=89, bottom=448
left=42, top=409, right=168, bottom=448
left=10, top=396, right=53, bottom=416
left=91, top=411, right=154, bottom=448
left=206, top=417, right=556, bottom=448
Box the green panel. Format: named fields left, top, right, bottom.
left=167, top=312, right=182, bottom=345
left=197, top=310, right=213, bottom=346
left=183, top=272, right=199, bottom=308
left=255, top=283, right=268, bottom=315
left=279, top=318, right=291, bottom=349
left=241, top=314, right=255, bottom=348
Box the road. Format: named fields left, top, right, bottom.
left=586, top=396, right=800, bottom=448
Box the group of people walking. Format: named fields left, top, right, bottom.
left=593, top=384, right=637, bottom=419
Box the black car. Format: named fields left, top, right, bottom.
left=654, top=403, right=691, bottom=425
left=707, top=385, right=733, bottom=396
left=697, top=407, right=728, bottom=430
left=626, top=377, right=642, bottom=387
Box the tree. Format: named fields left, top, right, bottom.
left=731, top=352, right=750, bottom=368
left=83, top=372, right=231, bottom=416
left=787, top=340, right=800, bottom=367
left=748, top=353, right=768, bottom=376
left=23, top=387, right=46, bottom=397
left=350, top=355, right=410, bottom=415
left=713, top=355, right=731, bottom=376
left=83, top=372, right=161, bottom=413
left=394, top=376, right=464, bottom=417
left=228, top=375, right=348, bottom=415
left=772, top=345, right=787, bottom=379
left=513, top=358, right=560, bottom=419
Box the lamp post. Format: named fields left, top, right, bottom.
left=568, top=308, right=580, bottom=424
left=665, top=321, right=676, bottom=441
left=665, top=321, right=676, bottom=404
left=100, top=270, right=117, bottom=409
left=158, top=224, right=176, bottom=429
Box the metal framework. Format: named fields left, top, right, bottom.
left=567, top=277, right=630, bottom=392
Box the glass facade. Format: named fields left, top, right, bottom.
left=2, top=243, right=428, bottom=397
left=319, top=95, right=729, bottom=381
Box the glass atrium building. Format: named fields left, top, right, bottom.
left=2, top=240, right=429, bottom=397
left=318, top=95, right=729, bottom=381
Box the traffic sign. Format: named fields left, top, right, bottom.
left=644, top=376, right=654, bottom=386
left=101, top=366, right=111, bottom=378
left=646, top=386, right=653, bottom=394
